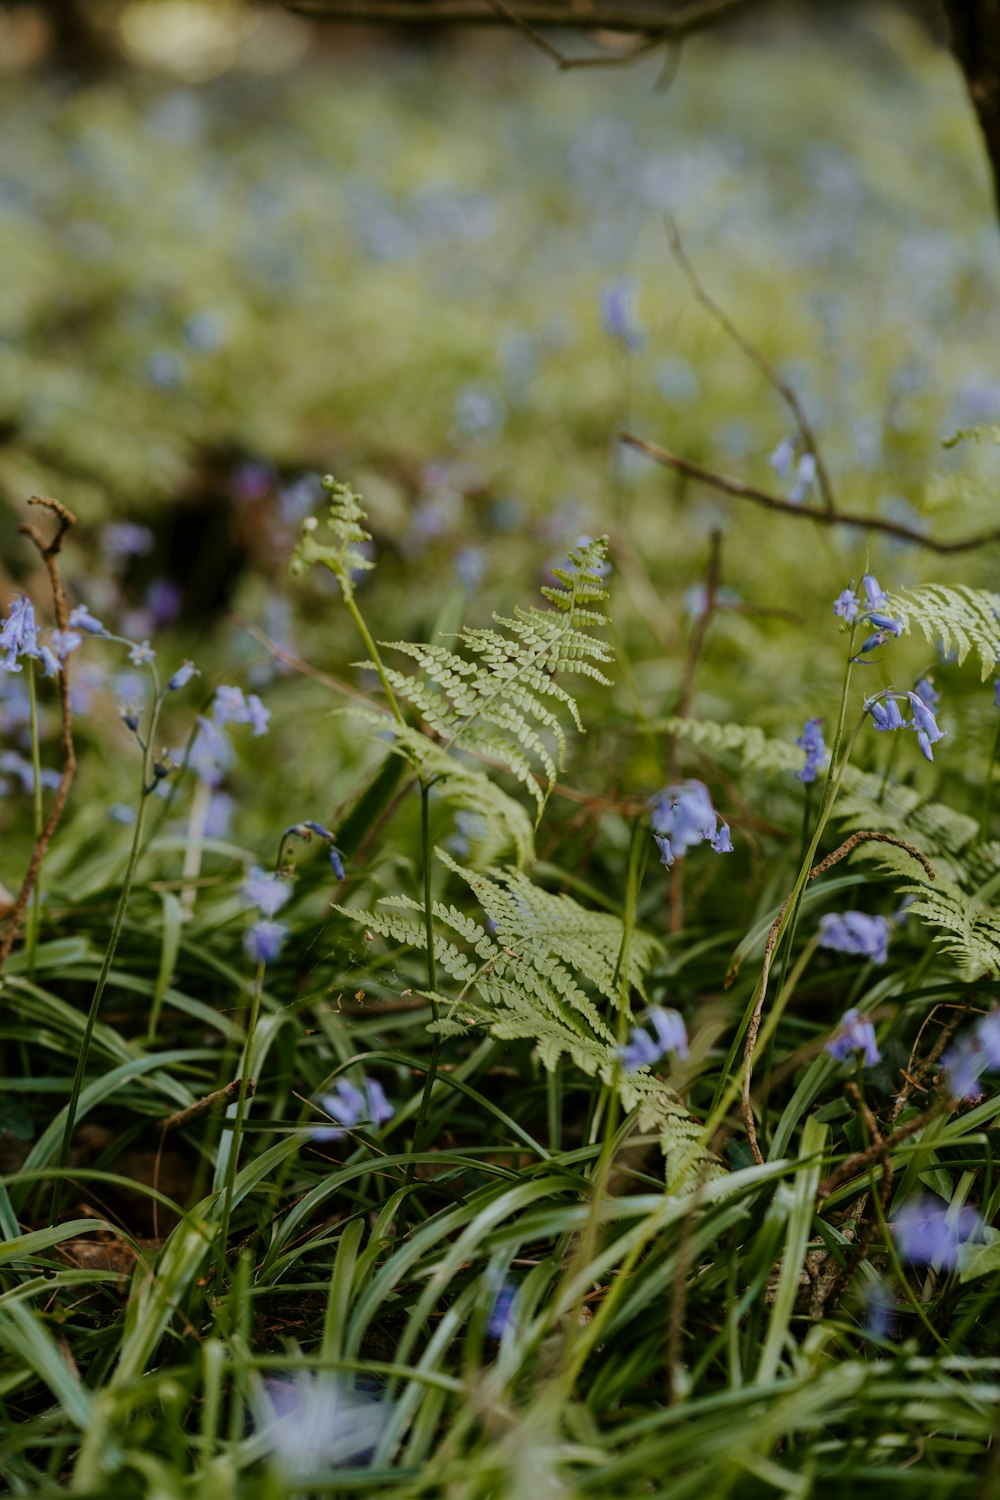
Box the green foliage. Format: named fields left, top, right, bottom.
left=375, top=535, right=614, bottom=819
left=885, top=585, right=1000, bottom=682
left=290, top=475, right=374, bottom=600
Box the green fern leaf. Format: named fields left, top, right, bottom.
left=290, top=476, right=374, bottom=600
left=885, top=585, right=1000, bottom=681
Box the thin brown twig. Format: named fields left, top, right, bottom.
left=160, top=1079, right=252, bottom=1135
left=741, top=832, right=936, bottom=1165
left=816, top=1104, right=940, bottom=1202
left=0, top=497, right=77, bottom=977
left=664, top=215, right=836, bottom=515
left=481, top=0, right=570, bottom=65
left=622, top=433, right=1000, bottom=555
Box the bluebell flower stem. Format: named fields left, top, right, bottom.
left=217, top=960, right=265, bottom=1280
left=51, top=690, right=164, bottom=1222
left=25, top=658, right=43, bottom=979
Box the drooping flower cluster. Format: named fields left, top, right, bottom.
left=312, top=1076, right=394, bottom=1140
left=864, top=687, right=944, bottom=762
left=833, top=574, right=905, bottom=655
left=942, top=1009, right=1000, bottom=1100
left=817, top=910, right=890, bottom=965
left=650, top=780, right=732, bottom=869
left=619, top=1007, right=688, bottom=1073
left=892, top=1195, right=984, bottom=1269
left=190, top=684, right=270, bottom=786
left=795, top=717, right=826, bottom=783
left=243, top=864, right=292, bottom=964
left=826, top=1007, right=881, bottom=1066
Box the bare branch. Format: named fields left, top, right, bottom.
left=622, top=432, right=1000, bottom=555
left=289, top=0, right=755, bottom=32
left=664, top=214, right=836, bottom=515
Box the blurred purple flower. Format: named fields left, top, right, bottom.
left=313, top=1076, right=394, bottom=1140
left=796, top=717, right=826, bottom=783
left=650, top=779, right=732, bottom=866
left=892, top=1196, right=983, bottom=1268
left=601, top=278, right=644, bottom=352
left=826, top=1007, right=881, bottom=1066
left=1, top=596, right=39, bottom=672
left=260, top=1373, right=385, bottom=1475
left=243, top=865, right=291, bottom=919
left=619, top=1007, right=688, bottom=1073
left=244, top=919, right=289, bottom=964
left=818, top=911, right=890, bottom=964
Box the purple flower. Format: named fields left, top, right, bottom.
left=128, top=640, right=155, bottom=665
left=864, top=690, right=945, bottom=762
left=818, top=911, right=890, bottom=965
left=914, top=677, right=939, bottom=711
left=788, top=452, right=817, bottom=504
left=204, top=791, right=235, bottom=839
left=313, top=1076, right=394, bottom=1140
left=38, top=646, right=61, bottom=678
left=826, top=1007, right=881, bottom=1066
left=978, top=1010, right=1000, bottom=1069
left=244, top=919, right=289, bottom=964
left=942, top=1034, right=987, bottom=1100
left=167, top=660, right=199, bottom=691
left=190, top=717, right=233, bottom=786
left=862, top=574, right=888, bottom=610
left=769, top=437, right=795, bottom=481
left=488, top=1280, right=517, bottom=1340
left=619, top=1007, right=688, bottom=1073
left=892, top=1196, right=983, bottom=1268
left=1, top=595, right=39, bottom=672
left=243, top=864, right=292, bottom=918
left=834, top=589, right=859, bottom=623
left=211, top=685, right=270, bottom=736
left=600, top=278, right=644, bottom=352
left=260, top=1373, right=385, bottom=1475
left=650, top=780, right=732, bottom=865
left=796, top=717, right=826, bottom=783
left=50, top=628, right=82, bottom=661
left=67, top=604, right=107, bottom=637
left=102, top=523, right=153, bottom=562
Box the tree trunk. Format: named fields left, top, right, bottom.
left=942, top=0, right=1000, bottom=217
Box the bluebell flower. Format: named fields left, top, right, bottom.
left=243, top=865, right=292, bottom=918
left=833, top=588, right=859, bottom=622
left=650, top=780, right=732, bottom=866
left=892, top=1196, right=983, bottom=1269
left=38, top=646, right=61, bottom=678
left=826, top=1007, right=881, bottom=1065
left=128, top=640, right=155, bottom=665
left=862, top=574, right=888, bottom=610
left=487, top=1279, right=517, bottom=1340
left=942, top=1033, right=986, bottom=1100
left=101, top=522, right=154, bottom=562
left=818, top=911, right=890, bottom=964
left=67, top=604, right=107, bottom=636
left=978, top=1009, right=1000, bottom=1069
left=769, top=437, right=795, bottom=481
left=863, top=690, right=945, bottom=762
left=619, top=1007, right=688, bottom=1073
left=50, top=628, right=82, bottom=661
left=189, top=716, right=233, bottom=786
left=455, top=547, right=485, bottom=590
left=789, top=452, right=817, bottom=504
left=313, top=1076, right=394, bottom=1140
left=167, top=660, right=199, bottom=691
left=211, top=685, right=269, bottom=735
left=0, top=751, right=60, bottom=793
left=796, top=717, right=826, bottom=782
left=204, top=791, right=235, bottom=839
left=914, top=677, right=939, bottom=711
left=260, top=1373, right=386, bottom=1475
left=0, top=595, right=39, bottom=672
left=244, top=919, right=289, bottom=964
left=600, top=278, right=644, bottom=352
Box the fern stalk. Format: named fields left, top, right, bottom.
left=411, top=780, right=441, bottom=1156
left=24, top=658, right=43, bottom=979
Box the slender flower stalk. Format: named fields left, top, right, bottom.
left=24, top=659, right=44, bottom=977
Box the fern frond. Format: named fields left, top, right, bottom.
left=377, top=535, right=614, bottom=821
left=346, top=711, right=536, bottom=867
left=898, top=876, right=1000, bottom=980
left=335, top=853, right=716, bottom=1183
left=885, top=585, right=1000, bottom=681
left=942, top=423, right=1000, bottom=449
left=665, top=717, right=803, bottom=776
left=290, top=476, right=374, bottom=600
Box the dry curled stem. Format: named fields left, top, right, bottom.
left=742, top=831, right=935, bottom=1165
left=0, top=497, right=78, bottom=976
